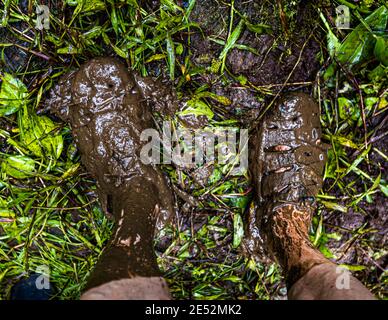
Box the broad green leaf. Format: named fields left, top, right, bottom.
left=19, top=106, right=63, bottom=160
left=368, top=64, right=388, bottom=82
left=178, top=99, right=214, bottom=120
left=229, top=196, right=250, bottom=210
left=0, top=73, right=28, bottom=116
left=338, top=97, right=354, bottom=120
left=161, top=0, right=184, bottom=13
left=335, top=6, right=388, bottom=68
left=319, top=11, right=340, bottom=58
left=2, top=155, right=35, bottom=179
left=374, top=36, right=388, bottom=66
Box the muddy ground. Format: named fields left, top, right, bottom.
left=1, top=0, right=386, bottom=298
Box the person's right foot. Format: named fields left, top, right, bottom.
left=249, top=93, right=329, bottom=287
left=49, top=57, right=175, bottom=290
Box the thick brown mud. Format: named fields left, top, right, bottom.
left=247, top=93, right=328, bottom=286
left=190, top=0, right=322, bottom=86
left=250, top=93, right=326, bottom=204
left=49, top=57, right=176, bottom=289
left=178, top=0, right=326, bottom=126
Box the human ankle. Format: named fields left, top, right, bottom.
left=263, top=203, right=328, bottom=286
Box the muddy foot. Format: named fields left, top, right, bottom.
left=49, top=57, right=175, bottom=289
left=249, top=93, right=328, bottom=287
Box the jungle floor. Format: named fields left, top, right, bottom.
left=0, top=0, right=387, bottom=299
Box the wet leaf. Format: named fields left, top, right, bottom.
left=368, top=64, right=388, bottom=82
left=185, top=0, right=196, bottom=17
left=219, top=19, right=245, bottom=60
left=229, top=196, right=250, bottom=209
left=245, top=21, right=271, bottom=35
left=0, top=73, right=28, bottom=116
left=0, top=209, right=15, bottom=219
left=374, top=36, right=388, bottom=66
left=166, top=33, right=176, bottom=80
left=380, top=183, right=388, bottom=197
left=345, top=145, right=371, bottom=176
left=195, top=92, right=231, bottom=105
left=335, top=6, right=388, bottom=68
left=145, top=54, right=166, bottom=63
left=178, top=99, right=214, bottom=120
left=111, top=44, right=128, bottom=59
left=319, top=11, right=340, bottom=58
left=57, top=45, right=83, bottom=54
left=331, top=135, right=358, bottom=149
left=338, top=97, right=355, bottom=120
left=321, top=200, right=348, bottom=213
left=339, top=264, right=366, bottom=272
left=232, top=213, right=244, bottom=248
left=222, top=275, right=242, bottom=283
left=2, top=155, right=35, bottom=179
left=19, top=106, right=63, bottom=160
left=66, top=0, right=105, bottom=12
left=161, top=0, right=184, bottom=13
left=60, top=163, right=80, bottom=180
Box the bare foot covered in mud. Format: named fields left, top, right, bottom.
left=249, top=93, right=328, bottom=287
left=48, top=57, right=176, bottom=290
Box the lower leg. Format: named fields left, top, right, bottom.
left=81, top=183, right=171, bottom=300
left=48, top=58, right=175, bottom=300
left=265, top=204, right=375, bottom=300
left=288, top=263, right=375, bottom=300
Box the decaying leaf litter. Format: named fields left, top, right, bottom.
left=0, top=0, right=387, bottom=299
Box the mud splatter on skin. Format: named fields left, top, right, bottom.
left=248, top=93, right=328, bottom=287
left=49, top=57, right=176, bottom=289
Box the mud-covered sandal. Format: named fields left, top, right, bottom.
left=249, top=93, right=328, bottom=286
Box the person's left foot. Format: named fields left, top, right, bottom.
left=49, top=57, right=176, bottom=289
